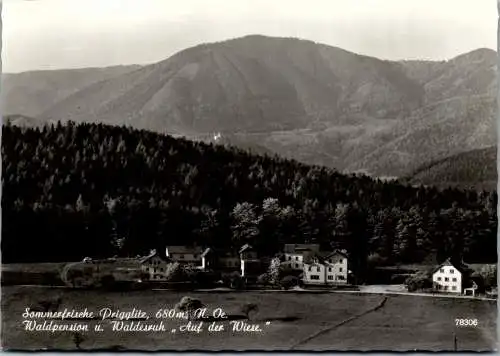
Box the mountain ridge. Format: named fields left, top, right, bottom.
left=3, top=35, right=497, bottom=182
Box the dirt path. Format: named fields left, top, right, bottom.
left=288, top=296, right=388, bottom=350
left=337, top=286, right=496, bottom=301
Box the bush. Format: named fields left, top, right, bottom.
left=256, top=273, right=269, bottom=285
left=175, top=296, right=204, bottom=320
left=280, top=275, right=300, bottom=290
left=164, top=262, right=183, bottom=282
left=478, top=265, right=497, bottom=290
left=267, top=257, right=281, bottom=285
left=230, top=274, right=245, bottom=290
left=405, top=272, right=432, bottom=292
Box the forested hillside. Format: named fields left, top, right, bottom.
left=7, top=36, right=495, bottom=180
left=403, top=147, right=497, bottom=190
left=1, top=122, right=497, bottom=275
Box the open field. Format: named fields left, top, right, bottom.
left=1, top=285, right=496, bottom=351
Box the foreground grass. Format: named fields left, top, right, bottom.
left=2, top=286, right=497, bottom=351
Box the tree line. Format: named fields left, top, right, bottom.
left=1, top=122, right=497, bottom=278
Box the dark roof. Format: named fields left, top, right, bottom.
left=432, top=258, right=468, bottom=274
left=322, top=249, right=348, bottom=259
left=140, top=250, right=169, bottom=264
left=166, top=246, right=203, bottom=254
left=284, top=244, right=320, bottom=254
left=303, top=253, right=326, bottom=265
left=304, top=250, right=349, bottom=265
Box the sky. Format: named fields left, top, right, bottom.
left=2, top=0, right=498, bottom=73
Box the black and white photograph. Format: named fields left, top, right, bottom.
left=0, top=0, right=498, bottom=352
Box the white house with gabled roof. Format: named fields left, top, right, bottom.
left=302, top=250, right=349, bottom=285
left=432, top=259, right=464, bottom=294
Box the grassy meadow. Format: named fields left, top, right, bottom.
left=1, top=286, right=496, bottom=351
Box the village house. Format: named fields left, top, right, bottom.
left=140, top=249, right=170, bottom=281
left=199, top=248, right=213, bottom=270
left=302, top=250, right=349, bottom=285
left=322, top=250, right=348, bottom=283
left=199, top=248, right=240, bottom=271
left=239, top=244, right=262, bottom=278
left=165, top=245, right=203, bottom=265
left=218, top=254, right=241, bottom=271
left=432, top=259, right=465, bottom=294
left=283, top=244, right=320, bottom=271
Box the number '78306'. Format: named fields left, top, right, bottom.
left=455, top=318, right=478, bottom=327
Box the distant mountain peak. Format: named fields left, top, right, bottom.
left=4, top=36, right=496, bottom=187
left=449, top=47, right=497, bottom=63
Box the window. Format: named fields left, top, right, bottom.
left=452, top=286, right=457, bottom=290
left=316, top=267, right=320, bottom=272
left=337, top=276, right=345, bottom=280
left=295, top=264, right=299, bottom=269
left=327, top=276, right=333, bottom=280
left=288, top=256, right=292, bottom=261
left=450, top=269, right=454, bottom=274
left=440, top=268, right=444, bottom=273
left=437, top=277, right=441, bottom=281
left=452, top=278, right=457, bottom=282
left=444, top=286, right=448, bottom=290
left=309, top=266, right=312, bottom=272
left=310, top=275, right=320, bottom=280
left=295, top=256, right=299, bottom=261
left=445, top=277, right=449, bottom=282
left=340, top=259, right=343, bottom=263
left=328, top=267, right=332, bottom=272
left=339, top=267, right=343, bottom=272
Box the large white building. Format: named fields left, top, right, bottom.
left=302, top=250, right=349, bottom=285
left=432, top=259, right=464, bottom=294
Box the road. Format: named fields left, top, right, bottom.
left=5, top=283, right=497, bottom=301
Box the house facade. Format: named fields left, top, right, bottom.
left=140, top=250, right=170, bottom=281
left=283, top=244, right=320, bottom=271
left=200, top=248, right=213, bottom=270
left=432, top=259, right=463, bottom=294
left=165, top=246, right=203, bottom=265
left=323, top=250, right=348, bottom=283
left=138, top=243, right=349, bottom=287
left=200, top=248, right=240, bottom=271
left=239, top=244, right=261, bottom=278
left=302, top=250, right=349, bottom=285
